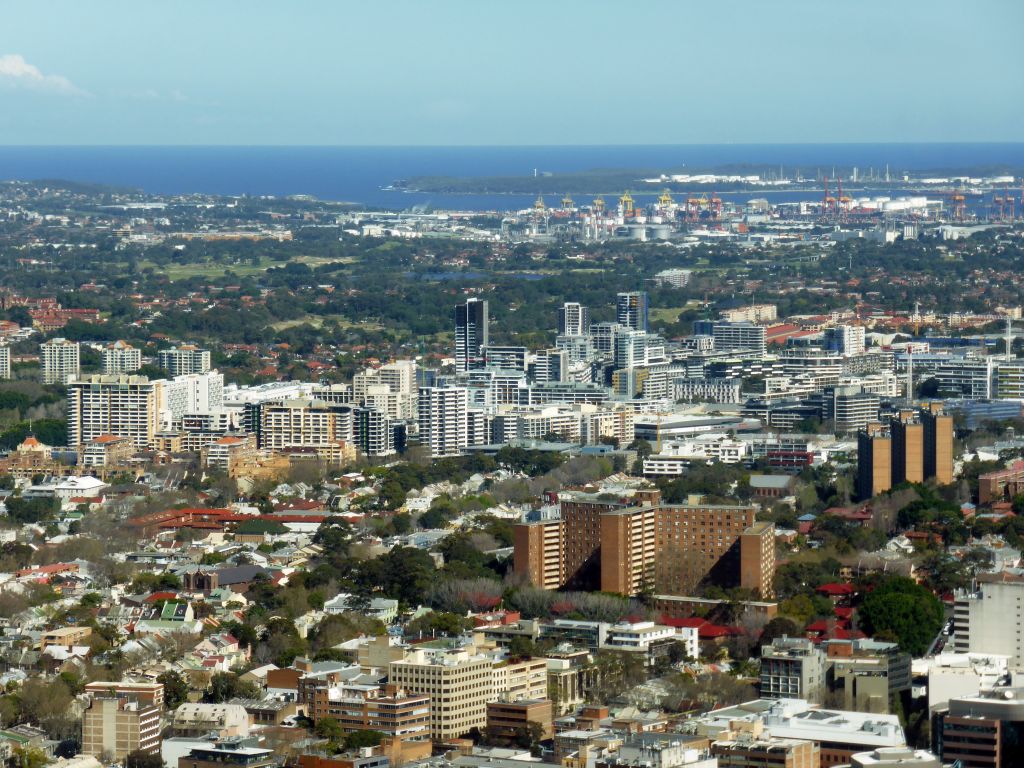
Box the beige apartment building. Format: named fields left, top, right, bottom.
left=387, top=646, right=547, bottom=740
left=82, top=697, right=161, bottom=761
left=66, top=375, right=161, bottom=449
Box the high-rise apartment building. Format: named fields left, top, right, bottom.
left=41, top=337, right=80, bottom=385
left=259, top=398, right=353, bottom=462
left=890, top=413, right=924, bottom=486
left=825, top=325, right=867, bottom=357
left=101, top=340, right=142, bottom=374
left=922, top=406, right=954, bottom=485
left=483, top=345, right=528, bottom=372
left=952, top=574, right=1024, bottom=664
left=828, top=385, right=880, bottom=434
left=558, top=302, right=590, bottom=336
left=455, top=298, right=489, bottom=373
left=513, top=519, right=564, bottom=590
left=158, top=344, right=211, bottom=376
left=515, top=493, right=775, bottom=599
left=417, top=386, right=468, bottom=457
left=354, top=406, right=396, bottom=457
left=82, top=696, right=161, bottom=761
left=353, top=360, right=418, bottom=419
left=856, top=406, right=954, bottom=499
left=159, top=371, right=225, bottom=422
left=712, top=322, right=768, bottom=357
left=0, top=344, right=9, bottom=380
left=616, top=292, right=649, bottom=332
left=67, top=375, right=161, bottom=449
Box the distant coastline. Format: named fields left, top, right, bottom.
left=0, top=144, right=1021, bottom=210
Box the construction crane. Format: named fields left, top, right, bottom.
left=619, top=191, right=635, bottom=218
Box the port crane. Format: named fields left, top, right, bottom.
left=619, top=191, right=635, bottom=218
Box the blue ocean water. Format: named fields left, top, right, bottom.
left=0, top=144, right=1021, bottom=211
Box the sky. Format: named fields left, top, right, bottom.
left=0, top=0, right=1021, bottom=145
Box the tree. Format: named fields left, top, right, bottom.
left=314, top=717, right=344, bottom=742
left=404, top=611, right=472, bottom=638
left=858, top=576, right=944, bottom=656
left=203, top=672, right=259, bottom=703
left=125, top=750, right=165, bottom=768
left=343, top=730, right=385, bottom=750
left=758, top=616, right=803, bottom=649
left=157, top=671, right=190, bottom=710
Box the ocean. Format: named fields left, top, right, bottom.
left=0, top=144, right=1022, bottom=211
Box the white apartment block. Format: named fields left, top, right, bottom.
left=157, top=345, right=211, bottom=376
left=353, top=360, right=417, bottom=419
left=953, top=577, right=1024, bottom=664
left=558, top=302, right=590, bottom=336
left=101, top=340, right=142, bottom=374
left=67, top=375, right=161, bottom=449
left=41, top=337, right=80, bottom=385
left=720, top=303, right=777, bottom=324
left=158, top=371, right=225, bottom=424
left=713, top=322, right=767, bottom=357
left=417, top=387, right=468, bottom=457
left=653, top=268, right=692, bottom=288
left=673, top=377, right=742, bottom=404
left=0, top=344, right=9, bottom=380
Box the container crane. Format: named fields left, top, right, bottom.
left=709, top=191, right=723, bottom=219
left=592, top=195, right=606, bottom=213
left=657, top=189, right=674, bottom=209
left=561, top=193, right=574, bottom=211
left=838, top=177, right=852, bottom=221
left=686, top=194, right=701, bottom=222
left=822, top=177, right=837, bottom=220
left=948, top=191, right=966, bottom=222
left=619, top=191, right=635, bottom=218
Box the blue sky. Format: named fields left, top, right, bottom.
left=0, top=0, right=1021, bottom=145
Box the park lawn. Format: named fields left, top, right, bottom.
left=135, top=254, right=354, bottom=281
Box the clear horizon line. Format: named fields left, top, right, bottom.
left=1, top=140, right=1023, bottom=149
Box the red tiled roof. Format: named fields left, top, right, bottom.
left=817, top=582, right=855, bottom=596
